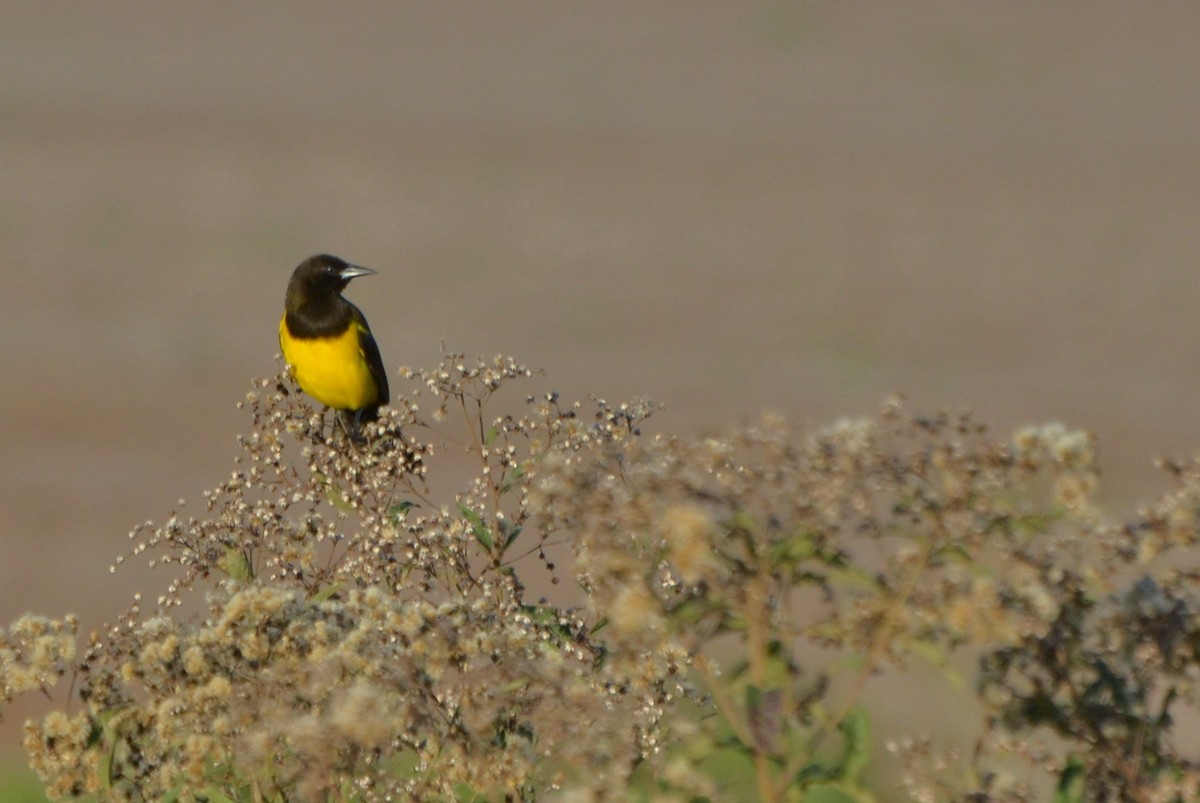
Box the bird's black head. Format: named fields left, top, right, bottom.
left=289, top=254, right=377, bottom=296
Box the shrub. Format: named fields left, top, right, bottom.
left=3, top=352, right=1200, bottom=801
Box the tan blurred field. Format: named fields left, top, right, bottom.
left=3, top=1, right=1200, bottom=786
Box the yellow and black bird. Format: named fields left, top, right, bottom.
left=279, top=254, right=389, bottom=440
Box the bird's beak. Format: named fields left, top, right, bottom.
left=338, top=265, right=377, bottom=280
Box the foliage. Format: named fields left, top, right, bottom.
left=3, top=352, right=1200, bottom=801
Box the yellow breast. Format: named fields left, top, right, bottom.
left=279, top=315, right=379, bottom=411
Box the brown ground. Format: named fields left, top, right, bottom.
left=3, top=0, right=1200, bottom=787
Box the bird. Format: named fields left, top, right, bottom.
left=279, top=254, right=389, bottom=441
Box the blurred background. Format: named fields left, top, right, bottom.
left=3, top=0, right=1200, bottom=791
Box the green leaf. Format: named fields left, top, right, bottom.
left=763, top=639, right=794, bottom=686
left=310, top=583, right=342, bottom=604
left=770, top=530, right=817, bottom=565
left=99, top=735, right=115, bottom=796
left=323, top=480, right=354, bottom=512
left=722, top=610, right=749, bottom=632
left=502, top=521, right=523, bottom=550
left=499, top=462, right=526, bottom=494
left=388, top=500, right=416, bottom=523
left=904, top=638, right=955, bottom=678
left=839, top=708, right=871, bottom=783
left=219, top=547, right=254, bottom=582
left=695, top=742, right=759, bottom=801
left=521, top=604, right=558, bottom=625
left=666, top=596, right=712, bottom=626
left=501, top=677, right=532, bottom=693
left=931, top=542, right=974, bottom=565
left=826, top=563, right=884, bottom=596
left=1055, top=755, right=1086, bottom=803
left=802, top=783, right=877, bottom=803
left=459, top=504, right=493, bottom=551
left=455, top=782, right=489, bottom=803
left=85, top=717, right=104, bottom=749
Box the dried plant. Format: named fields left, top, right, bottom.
left=3, top=353, right=1200, bottom=802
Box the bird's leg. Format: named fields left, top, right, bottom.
left=332, top=408, right=367, bottom=446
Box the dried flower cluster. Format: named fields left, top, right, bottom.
left=4, top=354, right=1200, bottom=802
left=8, top=353, right=673, bottom=801
left=534, top=402, right=1200, bottom=801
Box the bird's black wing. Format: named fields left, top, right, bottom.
left=351, top=305, right=390, bottom=408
